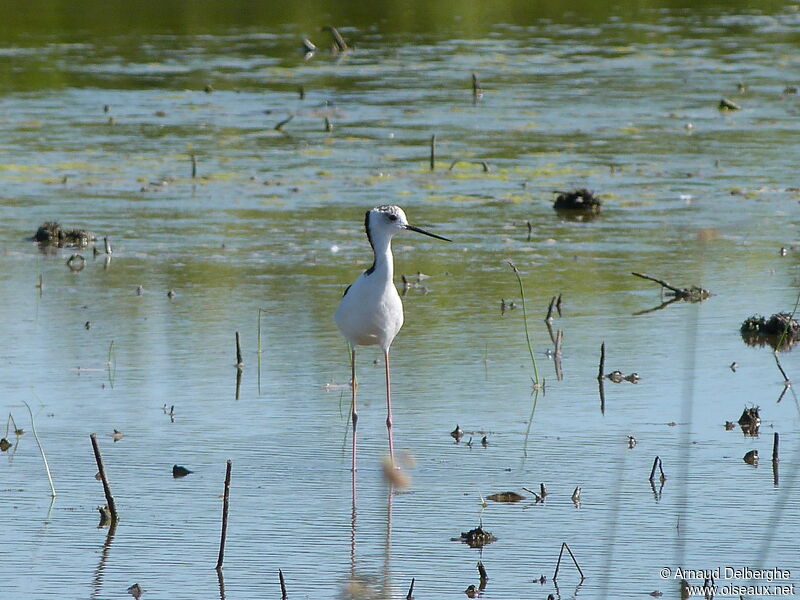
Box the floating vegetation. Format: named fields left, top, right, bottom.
left=486, top=491, right=525, bottom=503
left=738, top=406, right=760, bottom=436
left=719, top=98, right=741, bottom=110
left=740, top=313, right=800, bottom=349
left=631, top=272, right=711, bottom=303
left=32, top=221, right=96, bottom=248
left=552, top=188, right=602, bottom=217
left=456, top=525, right=497, bottom=548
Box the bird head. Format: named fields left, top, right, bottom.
left=365, top=205, right=450, bottom=244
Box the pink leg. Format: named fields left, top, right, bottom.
left=384, top=349, right=395, bottom=464
left=351, top=347, right=358, bottom=473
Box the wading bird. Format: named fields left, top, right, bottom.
left=335, top=205, right=450, bottom=471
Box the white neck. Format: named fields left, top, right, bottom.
left=368, top=230, right=395, bottom=280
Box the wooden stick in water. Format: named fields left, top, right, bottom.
left=323, top=25, right=348, bottom=51
left=235, top=331, right=243, bottom=369
left=545, top=296, right=556, bottom=322
left=472, top=72, right=482, bottom=100
left=773, top=432, right=780, bottom=487
left=279, top=568, right=288, bottom=599
left=649, top=455, right=666, bottom=482
left=216, top=460, right=232, bottom=570
left=553, top=541, right=585, bottom=581
left=90, top=433, right=116, bottom=520
left=631, top=271, right=683, bottom=295
left=597, top=342, right=605, bottom=381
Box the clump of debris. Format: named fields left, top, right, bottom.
left=553, top=188, right=602, bottom=215
left=740, top=313, right=800, bottom=349
left=456, top=525, right=497, bottom=548
left=632, top=272, right=711, bottom=302
left=737, top=406, right=760, bottom=436
left=32, top=222, right=95, bottom=248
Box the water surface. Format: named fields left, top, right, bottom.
left=1, top=1, right=800, bottom=598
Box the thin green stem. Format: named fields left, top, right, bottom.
left=23, top=400, right=56, bottom=498
left=106, top=340, right=115, bottom=388
left=507, top=261, right=540, bottom=385
left=522, top=388, right=540, bottom=460
left=775, top=290, right=800, bottom=351
left=257, top=308, right=266, bottom=394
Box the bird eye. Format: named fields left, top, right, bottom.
left=387, top=214, right=398, bottom=221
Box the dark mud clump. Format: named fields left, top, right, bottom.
left=32, top=221, right=96, bottom=248
left=740, top=313, right=800, bottom=349
left=457, top=525, right=497, bottom=548
left=553, top=189, right=602, bottom=217
left=486, top=491, right=525, bottom=503
left=172, top=465, right=193, bottom=478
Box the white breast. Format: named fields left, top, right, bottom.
left=335, top=271, right=404, bottom=350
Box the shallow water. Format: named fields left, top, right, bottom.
left=1, top=1, right=800, bottom=599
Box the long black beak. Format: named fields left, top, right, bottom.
left=406, top=224, right=451, bottom=242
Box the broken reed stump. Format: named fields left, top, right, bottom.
left=279, top=568, right=288, bottom=599
left=773, top=432, right=780, bottom=487
left=322, top=25, right=348, bottom=52
left=545, top=296, right=557, bottom=322
left=274, top=115, right=294, bottom=131
left=235, top=331, right=243, bottom=368
left=472, top=72, right=482, bottom=100
left=553, top=542, right=585, bottom=582
left=477, top=561, right=489, bottom=586
left=649, top=455, right=667, bottom=482
left=216, top=459, right=232, bottom=570
left=190, top=153, right=197, bottom=179
left=430, top=134, right=436, bottom=171
left=90, top=433, right=118, bottom=522
left=631, top=272, right=711, bottom=301
left=406, top=577, right=415, bottom=600
left=597, top=342, right=605, bottom=381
